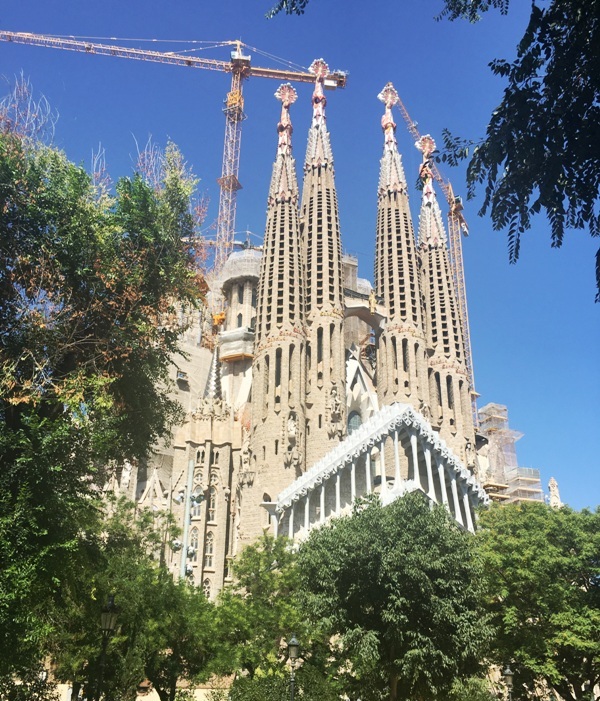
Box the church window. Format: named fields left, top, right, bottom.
left=435, top=372, right=442, bottom=408
left=251, top=287, right=257, bottom=308
left=238, top=284, right=244, bottom=304
left=446, top=376, right=455, bottom=410
left=402, top=339, right=409, bottom=373
left=202, top=578, right=211, bottom=598
left=213, top=451, right=219, bottom=465
left=191, top=497, right=203, bottom=518
left=264, top=355, right=270, bottom=404
left=348, top=411, right=362, bottom=435
left=275, top=439, right=279, bottom=455
left=204, top=532, right=214, bottom=568
left=189, top=527, right=199, bottom=561
left=208, top=487, right=217, bottom=521
left=288, top=346, right=295, bottom=402
left=237, top=313, right=243, bottom=328
left=275, top=348, right=282, bottom=407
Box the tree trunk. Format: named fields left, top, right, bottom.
left=389, top=671, right=398, bottom=701
left=70, top=681, right=81, bottom=701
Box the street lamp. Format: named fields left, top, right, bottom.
left=287, top=634, right=300, bottom=701
left=503, top=664, right=514, bottom=701
left=95, top=595, right=118, bottom=701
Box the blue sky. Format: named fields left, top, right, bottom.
left=2, top=0, right=598, bottom=509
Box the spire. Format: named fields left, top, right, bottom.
left=256, top=83, right=304, bottom=347
left=268, top=84, right=299, bottom=205
left=416, top=134, right=474, bottom=457
left=373, top=82, right=427, bottom=411
left=275, top=83, right=296, bottom=157
left=377, top=82, right=408, bottom=194
left=416, top=135, right=447, bottom=248
left=300, top=58, right=346, bottom=465
left=204, top=344, right=222, bottom=400
left=247, top=83, right=307, bottom=535
left=304, top=59, right=333, bottom=166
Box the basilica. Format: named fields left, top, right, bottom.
left=114, top=63, right=507, bottom=598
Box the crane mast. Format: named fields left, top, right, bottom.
left=394, top=93, right=478, bottom=425
left=0, top=30, right=347, bottom=273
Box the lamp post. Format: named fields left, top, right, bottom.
left=503, top=664, right=514, bottom=701
left=287, top=634, right=300, bottom=701
left=95, top=595, right=118, bottom=701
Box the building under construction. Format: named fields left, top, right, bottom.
left=105, top=67, right=545, bottom=598
left=477, top=402, right=544, bottom=504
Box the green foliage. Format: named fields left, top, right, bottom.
left=477, top=502, right=600, bottom=701
left=453, top=0, right=600, bottom=301
left=447, top=675, right=497, bottom=701
left=297, top=492, right=492, bottom=701
left=228, top=665, right=340, bottom=701
left=50, top=497, right=214, bottom=701
left=0, top=667, right=59, bottom=701
left=213, top=534, right=304, bottom=678
left=435, top=0, right=509, bottom=22
left=0, top=122, right=204, bottom=676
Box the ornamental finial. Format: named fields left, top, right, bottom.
left=275, top=83, right=297, bottom=154
left=309, top=58, right=329, bottom=124
left=378, top=82, right=399, bottom=142
left=416, top=134, right=436, bottom=192
left=415, top=134, right=436, bottom=160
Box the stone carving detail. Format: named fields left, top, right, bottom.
left=240, top=427, right=250, bottom=470
left=465, top=439, right=476, bottom=472
left=327, top=382, right=343, bottom=438
left=418, top=399, right=432, bottom=422
left=283, top=412, right=302, bottom=474
left=194, top=396, right=230, bottom=420
left=276, top=402, right=488, bottom=512
left=548, top=477, right=562, bottom=509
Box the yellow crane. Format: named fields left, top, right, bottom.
left=0, top=30, right=347, bottom=273
left=394, top=93, right=478, bottom=424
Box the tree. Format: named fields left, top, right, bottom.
left=266, top=0, right=600, bottom=301
left=297, top=492, right=492, bottom=701
left=49, top=497, right=215, bottom=701
left=213, top=534, right=341, bottom=701
left=213, top=534, right=305, bottom=678
left=0, top=111, right=205, bottom=676
left=477, top=502, right=600, bottom=701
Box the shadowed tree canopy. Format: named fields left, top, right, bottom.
left=51, top=498, right=214, bottom=701
left=297, top=492, right=492, bottom=701
left=267, top=0, right=600, bottom=300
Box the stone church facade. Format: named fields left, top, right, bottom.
left=117, top=67, right=490, bottom=599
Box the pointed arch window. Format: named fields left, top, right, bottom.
left=348, top=411, right=362, bottom=435
left=202, top=578, right=211, bottom=598
left=191, top=495, right=203, bottom=519
left=204, top=532, right=214, bottom=568
left=208, top=486, right=217, bottom=522
left=189, top=527, right=199, bottom=562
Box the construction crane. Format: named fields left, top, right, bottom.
left=394, top=94, right=478, bottom=425
left=0, top=31, right=347, bottom=273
